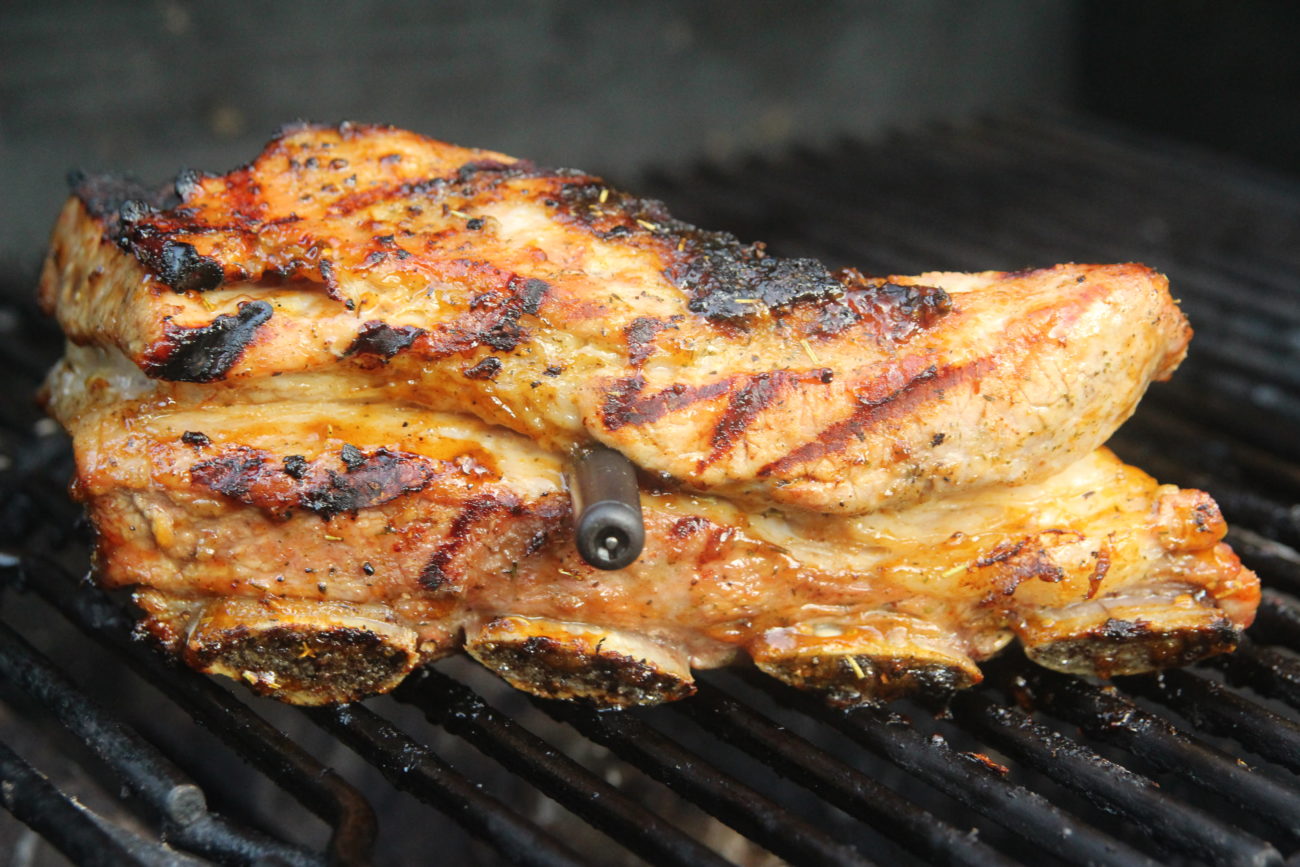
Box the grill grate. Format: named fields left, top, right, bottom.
left=2, top=112, right=1300, bottom=865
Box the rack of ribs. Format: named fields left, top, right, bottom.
left=38, top=123, right=1257, bottom=706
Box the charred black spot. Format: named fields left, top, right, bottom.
left=346, top=320, right=426, bottom=359
left=283, top=455, right=308, bottom=479
left=931, top=432, right=946, bottom=447
left=466, top=217, right=485, bottom=231
left=624, top=316, right=667, bottom=366
left=463, top=356, right=503, bottom=380
left=455, top=159, right=536, bottom=184
left=192, top=446, right=437, bottom=519
left=340, top=444, right=365, bottom=471
left=190, top=447, right=267, bottom=499
left=520, top=278, right=548, bottom=315
left=543, top=365, right=564, bottom=377
left=670, top=242, right=843, bottom=321
left=812, top=273, right=952, bottom=340
left=180, top=431, right=211, bottom=448
left=1096, top=618, right=1151, bottom=641
left=69, top=172, right=179, bottom=237
left=472, top=275, right=551, bottom=353
left=143, top=300, right=273, bottom=383
left=300, top=450, right=434, bottom=518
left=153, top=241, right=226, bottom=293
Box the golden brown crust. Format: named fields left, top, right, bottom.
left=42, top=124, right=1192, bottom=514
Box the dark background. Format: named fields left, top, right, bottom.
left=4, top=0, right=1298, bottom=303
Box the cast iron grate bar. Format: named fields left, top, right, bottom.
left=1117, top=667, right=1300, bottom=776
left=394, top=667, right=735, bottom=867
left=15, top=554, right=378, bottom=866
left=739, top=671, right=1159, bottom=867
left=0, top=737, right=155, bottom=867
left=948, top=689, right=1279, bottom=865
left=0, top=616, right=320, bottom=865
left=533, top=694, right=874, bottom=867
left=1007, top=665, right=1300, bottom=848
left=669, top=681, right=1012, bottom=867
left=302, top=702, right=592, bottom=867
left=1208, top=638, right=1300, bottom=710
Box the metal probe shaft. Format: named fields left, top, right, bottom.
left=569, top=444, right=645, bottom=570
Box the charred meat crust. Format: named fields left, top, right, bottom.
left=345, top=320, right=425, bottom=359
left=141, top=300, right=273, bottom=382
left=190, top=444, right=445, bottom=519
left=811, top=270, right=953, bottom=339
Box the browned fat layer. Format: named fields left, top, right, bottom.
left=699, top=369, right=834, bottom=470
left=758, top=358, right=993, bottom=476
left=140, top=300, right=272, bottom=382
left=190, top=444, right=453, bottom=519
left=600, top=376, right=732, bottom=431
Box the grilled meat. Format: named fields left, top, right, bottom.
left=39, top=123, right=1256, bottom=707
left=42, top=123, right=1190, bottom=514
left=44, top=341, right=1256, bottom=705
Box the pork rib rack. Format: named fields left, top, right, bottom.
left=39, top=123, right=1257, bottom=706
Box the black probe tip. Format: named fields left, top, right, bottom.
left=569, top=445, right=645, bottom=570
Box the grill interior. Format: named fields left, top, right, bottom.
left=3, top=112, right=1300, bottom=866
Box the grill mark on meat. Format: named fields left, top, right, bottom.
left=141, top=300, right=273, bottom=382
left=419, top=494, right=512, bottom=590
left=758, top=358, right=993, bottom=477
left=346, top=321, right=425, bottom=359
left=600, top=376, right=731, bottom=431
left=699, top=369, right=834, bottom=470
left=624, top=316, right=669, bottom=366
left=191, top=445, right=444, bottom=519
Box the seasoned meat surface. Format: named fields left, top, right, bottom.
left=39, top=123, right=1255, bottom=707
left=42, top=123, right=1190, bottom=513
left=44, top=344, right=1257, bottom=705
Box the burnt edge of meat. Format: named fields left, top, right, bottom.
left=811, top=270, right=953, bottom=339
left=141, top=300, right=273, bottom=382
left=555, top=179, right=844, bottom=321
left=69, top=171, right=181, bottom=239
left=190, top=445, right=442, bottom=519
